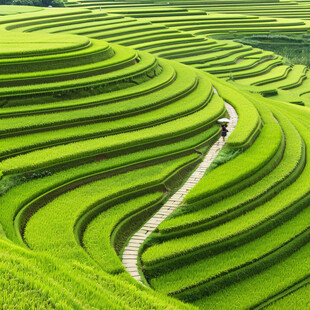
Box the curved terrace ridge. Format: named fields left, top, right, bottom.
left=122, top=99, right=238, bottom=283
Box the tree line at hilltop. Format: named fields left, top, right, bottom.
left=1, top=0, right=64, bottom=7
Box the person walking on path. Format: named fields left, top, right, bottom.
left=221, top=124, right=228, bottom=142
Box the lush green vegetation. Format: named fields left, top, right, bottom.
left=0, top=10, right=224, bottom=307
left=23, top=155, right=198, bottom=264
left=1, top=0, right=64, bottom=7
left=237, top=34, right=310, bottom=67
left=1, top=1, right=310, bottom=309
left=83, top=192, right=165, bottom=274
left=0, top=4, right=43, bottom=14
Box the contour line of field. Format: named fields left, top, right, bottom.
left=122, top=90, right=238, bottom=283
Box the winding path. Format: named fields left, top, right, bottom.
left=122, top=96, right=238, bottom=283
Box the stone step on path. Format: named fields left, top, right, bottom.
left=122, top=93, right=238, bottom=283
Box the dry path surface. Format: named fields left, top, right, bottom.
left=122, top=92, right=238, bottom=282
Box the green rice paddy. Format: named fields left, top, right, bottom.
left=1, top=1, right=310, bottom=309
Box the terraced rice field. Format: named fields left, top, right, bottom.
left=1, top=1, right=310, bottom=309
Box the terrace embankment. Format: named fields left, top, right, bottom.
left=0, top=28, right=230, bottom=309
left=1, top=4, right=310, bottom=309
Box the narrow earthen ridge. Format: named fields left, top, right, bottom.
left=122, top=95, right=238, bottom=283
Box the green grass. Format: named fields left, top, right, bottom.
left=150, top=200, right=310, bottom=297
left=158, top=108, right=303, bottom=234
left=83, top=192, right=164, bottom=274
left=237, top=34, right=310, bottom=67
left=0, top=5, right=43, bottom=15
left=149, top=40, right=217, bottom=58
left=207, top=74, right=261, bottom=148
left=0, top=237, right=195, bottom=309
left=262, top=65, right=306, bottom=90
left=219, top=57, right=282, bottom=79
left=0, top=8, right=92, bottom=29
left=0, top=56, right=175, bottom=114
left=2, top=3, right=310, bottom=308
left=0, top=48, right=156, bottom=97
left=195, top=48, right=263, bottom=69
left=0, top=40, right=113, bottom=76
left=156, top=41, right=233, bottom=59
left=147, top=108, right=305, bottom=299
left=236, top=64, right=308, bottom=98
left=113, top=32, right=194, bottom=47
left=183, top=122, right=280, bottom=204
left=236, top=65, right=291, bottom=86
left=35, top=16, right=132, bottom=33
left=23, top=154, right=198, bottom=264
left=131, top=36, right=205, bottom=51
left=193, top=228, right=310, bottom=309
left=141, top=124, right=285, bottom=265
left=0, top=90, right=224, bottom=175
left=0, top=30, right=89, bottom=57
left=0, top=61, right=198, bottom=135
left=0, top=43, right=134, bottom=83
left=0, top=125, right=218, bottom=242
left=0, top=71, right=211, bottom=157
left=68, top=22, right=163, bottom=37
left=157, top=96, right=310, bottom=308
left=205, top=58, right=263, bottom=75
left=176, top=44, right=250, bottom=65
left=264, top=283, right=310, bottom=310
